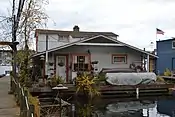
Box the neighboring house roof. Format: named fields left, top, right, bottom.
left=35, top=29, right=118, bottom=38
left=33, top=35, right=158, bottom=58
left=156, top=38, right=175, bottom=42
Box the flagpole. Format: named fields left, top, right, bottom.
left=156, top=28, right=158, bottom=41
left=156, top=28, right=164, bottom=41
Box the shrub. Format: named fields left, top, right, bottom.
left=47, top=75, right=64, bottom=87
left=75, top=73, right=100, bottom=98
left=164, top=68, right=172, bottom=76
left=156, top=76, right=166, bottom=83
left=25, top=88, right=40, bottom=117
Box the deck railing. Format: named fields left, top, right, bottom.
left=11, top=76, right=35, bottom=117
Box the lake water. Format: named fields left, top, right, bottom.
left=71, top=97, right=175, bottom=117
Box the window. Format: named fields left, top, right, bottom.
left=58, top=35, right=69, bottom=42
left=73, top=55, right=89, bottom=71
left=0, top=60, right=2, bottom=65
left=112, top=54, right=127, bottom=64
left=0, top=52, right=2, bottom=58
left=172, top=41, right=175, bottom=49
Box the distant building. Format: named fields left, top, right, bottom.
left=156, top=38, right=175, bottom=74
left=0, top=50, right=12, bottom=75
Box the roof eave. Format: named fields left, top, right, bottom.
left=32, top=34, right=158, bottom=58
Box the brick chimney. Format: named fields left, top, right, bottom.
left=73, top=25, right=79, bottom=32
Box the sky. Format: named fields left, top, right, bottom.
left=1, top=0, right=175, bottom=50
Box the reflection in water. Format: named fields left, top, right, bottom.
left=73, top=97, right=175, bottom=117
left=104, top=101, right=155, bottom=117
left=157, top=99, right=175, bottom=117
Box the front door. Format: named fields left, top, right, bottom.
left=56, top=56, right=67, bottom=82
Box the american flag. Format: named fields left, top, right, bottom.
left=156, top=28, right=164, bottom=35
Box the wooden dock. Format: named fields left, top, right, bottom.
left=29, top=83, right=174, bottom=99
left=62, top=83, right=174, bottom=98
left=28, top=83, right=175, bottom=117
left=161, top=76, right=175, bottom=83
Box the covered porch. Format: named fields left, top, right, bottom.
left=32, top=35, right=158, bottom=83
left=33, top=46, right=157, bottom=83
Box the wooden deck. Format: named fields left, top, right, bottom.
left=162, top=76, right=175, bottom=80
left=29, top=83, right=174, bottom=98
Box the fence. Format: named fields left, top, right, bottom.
left=11, top=76, right=35, bottom=117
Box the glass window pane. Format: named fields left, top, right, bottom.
left=173, top=41, right=175, bottom=48
left=113, top=55, right=126, bottom=63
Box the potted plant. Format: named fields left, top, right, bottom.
left=49, top=62, right=54, bottom=66
left=58, top=61, right=64, bottom=67
left=47, top=75, right=64, bottom=87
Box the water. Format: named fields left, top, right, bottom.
left=72, top=97, right=175, bottom=117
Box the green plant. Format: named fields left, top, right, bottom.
left=164, top=68, right=172, bottom=76
left=47, top=75, right=64, bottom=87
left=25, top=88, right=40, bottom=117
left=78, top=103, right=93, bottom=117
left=95, top=73, right=107, bottom=83
left=75, top=73, right=100, bottom=98
left=15, top=50, right=34, bottom=86
left=156, top=76, right=166, bottom=83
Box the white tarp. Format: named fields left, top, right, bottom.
left=106, top=72, right=156, bottom=85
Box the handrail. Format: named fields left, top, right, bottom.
left=21, top=88, right=24, bottom=96
left=11, top=76, right=35, bottom=117
left=25, top=96, right=29, bottom=110
left=12, top=76, right=17, bottom=85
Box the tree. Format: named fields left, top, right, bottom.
left=0, top=0, right=48, bottom=85
left=18, top=0, right=48, bottom=49
left=17, top=0, right=48, bottom=85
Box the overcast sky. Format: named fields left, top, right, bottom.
left=1, top=0, right=175, bottom=50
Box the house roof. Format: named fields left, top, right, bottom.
left=156, top=38, right=175, bottom=42
left=32, top=35, right=158, bottom=58
left=35, top=28, right=119, bottom=38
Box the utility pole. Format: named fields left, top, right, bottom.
left=12, top=0, right=26, bottom=81
left=12, top=0, right=17, bottom=81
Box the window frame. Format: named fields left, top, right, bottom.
left=112, top=54, right=127, bottom=64
left=72, top=54, right=90, bottom=72
left=58, top=35, right=69, bottom=42
left=172, top=41, right=175, bottom=49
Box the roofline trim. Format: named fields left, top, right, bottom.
left=32, top=35, right=158, bottom=58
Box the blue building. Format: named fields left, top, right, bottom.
left=156, top=38, right=175, bottom=74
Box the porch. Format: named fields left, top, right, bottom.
left=33, top=45, right=155, bottom=83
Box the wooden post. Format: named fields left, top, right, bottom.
left=20, top=88, right=23, bottom=117
left=29, top=104, right=35, bottom=117
left=147, top=54, right=150, bottom=72
left=9, top=76, right=13, bottom=93
left=59, top=90, right=62, bottom=117
left=24, top=90, right=28, bottom=117
left=20, top=87, right=25, bottom=117
left=45, top=34, right=49, bottom=82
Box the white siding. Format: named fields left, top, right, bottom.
left=37, top=33, right=82, bottom=52
left=48, top=34, right=70, bottom=50
left=54, top=45, right=142, bottom=72
left=37, top=34, right=46, bottom=52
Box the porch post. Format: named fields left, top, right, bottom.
left=147, top=54, right=150, bottom=72
left=45, top=34, right=49, bottom=77
left=45, top=51, right=49, bottom=76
